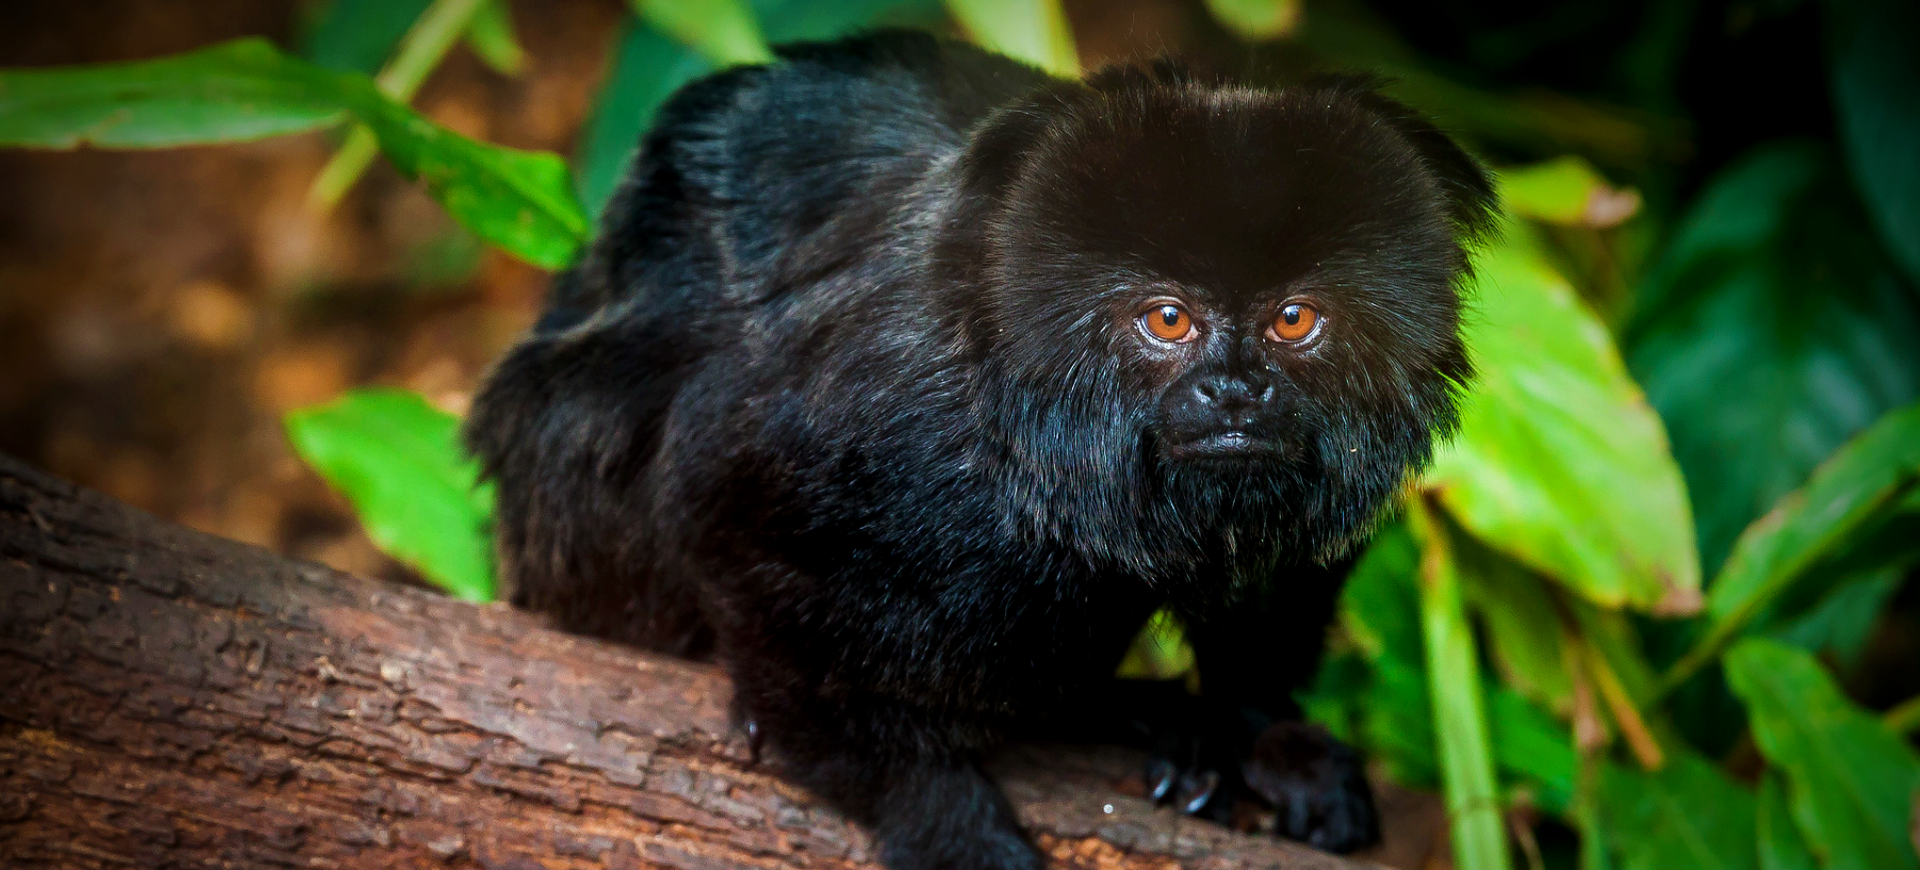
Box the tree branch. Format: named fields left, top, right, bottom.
left=0, top=453, right=1374, bottom=869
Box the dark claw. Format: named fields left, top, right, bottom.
left=745, top=718, right=764, bottom=766
left=1144, top=757, right=1178, bottom=803
left=1177, top=769, right=1220, bottom=815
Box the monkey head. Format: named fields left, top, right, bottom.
left=941, top=68, right=1497, bottom=576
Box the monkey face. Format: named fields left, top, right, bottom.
left=959, top=74, right=1491, bottom=562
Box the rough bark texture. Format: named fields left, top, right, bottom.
left=0, top=454, right=1381, bottom=870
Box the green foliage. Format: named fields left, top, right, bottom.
left=1662, top=401, right=1920, bottom=692
left=1114, top=608, right=1197, bottom=681
left=1410, top=500, right=1516, bottom=870
left=303, top=0, right=437, bottom=74
left=465, top=0, right=527, bottom=75
left=943, top=0, right=1078, bottom=76
left=1726, top=640, right=1920, bottom=870
left=0, top=38, right=587, bottom=269
left=575, top=0, right=943, bottom=212
left=284, top=389, right=495, bottom=602
left=1202, top=0, right=1301, bottom=41
left=1599, top=751, right=1759, bottom=870
left=1757, top=775, right=1819, bottom=870
left=0, top=39, right=349, bottom=147
left=1825, top=0, right=1920, bottom=287
left=631, top=0, right=776, bottom=67
left=1628, top=143, right=1920, bottom=572
left=1429, top=227, right=1701, bottom=614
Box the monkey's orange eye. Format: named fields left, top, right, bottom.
left=1140, top=304, right=1195, bottom=342
left=1270, top=303, right=1319, bottom=342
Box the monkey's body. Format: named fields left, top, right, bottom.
left=469, top=31, right=1492, bottom=870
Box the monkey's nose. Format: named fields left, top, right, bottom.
left=1193, top=376, right=1273, bottom=424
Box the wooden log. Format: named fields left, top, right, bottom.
left=0, top=453, right=1376, bottom=869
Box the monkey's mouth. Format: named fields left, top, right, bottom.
left=1163, top=430, right=1286, bottom=460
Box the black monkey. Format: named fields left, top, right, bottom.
left=467, top=30, right=1493, bottom=870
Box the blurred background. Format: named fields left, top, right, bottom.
left=2, top=1, right=1916, bottom=869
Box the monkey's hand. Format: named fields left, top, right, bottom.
left=1242, top=720, right=1380, bottom=853
left=1130, top=695, right=1379, bottom=854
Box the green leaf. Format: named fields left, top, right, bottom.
left=943, top=0, right=1078, bottom=76
left=302, top=0, right=437, bottom=75
left=0, top=39, right=348, bottom=147
left=1598, top=751, right=1759, bottom=870
left=1758, top=774, right=1820, bottom=870
left=1826, top=0, right=1920, bottom=286
left=465, top=0, right=527, bottom=76
left=0, top=38, right=588, bottom=268
left=1628, top=142, right=1920, bottom=573
left=284, top=388, right=495, bottom=602
left=344, top=83, right=587, bottom=268
left=1113, top=608, right=1196, bottom=681
left=575, top=0, right=943, bottom=214
left=1725, top=638, right=1920, bottom=870
left=1498, top=156, right=1641, bottom=229
left=631, top=0, right=775, bottom=67
left=1409, top=499, right=1515, bottom=870
left=1486, top=687, right=1575, bottom=816
left=1660, top=401, right=1920, bottom=694
left=1340, top=519, right=1424, bottom=667
left=1460, top=535, right=1576, bottom=714
left=1429, top=228, right=1702, bottom=614
left=1765, top=567, right=1903, bottom=667
left=1202, top=0, right=1301, bottom=41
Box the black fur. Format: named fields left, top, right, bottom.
left=466, top=30, right=1493, bottom=869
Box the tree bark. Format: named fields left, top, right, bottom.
left=0, top=453, right=1377, bottom=870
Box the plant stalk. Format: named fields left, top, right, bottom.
left=308, top=0, right=489, bottom=210
left=1410, top=496, right=1516, bottom=870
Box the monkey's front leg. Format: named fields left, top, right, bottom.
left=748, top=696, right=1041, bottom=870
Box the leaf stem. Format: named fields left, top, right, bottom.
left=1884, top=692, right=1920, bottom=736
left=308, top=0, right=488, bottom=210
left=1577, top=638, right=1663, bottom=770
left=1410, top=496, right=1516, bottom=870
left=1652, top=476, right=1915, bottom=703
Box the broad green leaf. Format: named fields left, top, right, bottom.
left=631, top=0, right=775, bottom=67
left=1765, top=567, right=1902, bottom=667
left=1429, top=229, right=1702, bottom=614
left=285, top=388, right=495, bottom=602
left=1599, top=751, right=1759, bottom=870
left=1486, top=687, right=1575, bottom=816
left=1339, top=519, right=1423, bottom=667
left=0, top=38, right=588, bottom=268
left=1758, top=775, right=1819, bottom=870
left=1826, top=0, right=1920, bottom=287
left=1361, top=655, right=1440, bottom=786
left=1202, top=0, right=1301, bottom=41
left=1498, top=156, right=1641, bottom=229
left=466, top=0, right=527, bottom=76
left=345, top=85, right=587, bottom=268
left=1661, top=401, right=1920, bottom=692
left=1460, top=535, right=1575, bottom=714
left=1296, top=651, right=1368, bottom=745
left=944, top=0, right=1078, bottom=76
left=302, top=0, right=437, bottom=75
left=1726, top=638, right=1920, bottom=870
left=576, top=0, right=943, bottom=213
left=1409, top=500, right=1515, bottom=870
left=1628, top=142, right=1920, bottom=573
left=0, top=39, right=346, bottom=147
